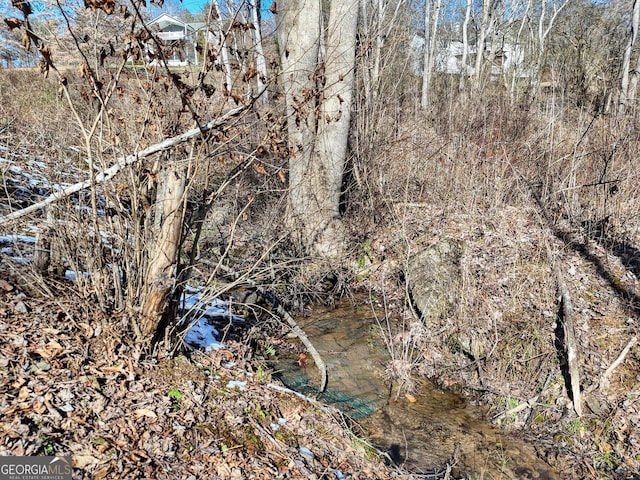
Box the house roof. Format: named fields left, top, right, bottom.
left=148, top=13, right=195, bottom=32
left=148, top=14, right=208, bottom=33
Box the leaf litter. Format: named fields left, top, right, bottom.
left=0, top=271, right=416, bottom=479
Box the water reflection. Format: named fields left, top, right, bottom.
left=273, top=299, right=559, bottom=479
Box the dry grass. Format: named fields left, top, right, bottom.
left=3, top=63, right=640, bottom=478
left=347, top=91, right=640, bottom=478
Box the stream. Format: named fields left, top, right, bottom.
left=271, top=299, right=559, bottom=479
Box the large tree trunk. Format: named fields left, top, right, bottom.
left=279, top=0, right=358, bottom=260
left=312, top=0, right=359, bottom=258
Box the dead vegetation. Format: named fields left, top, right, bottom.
left=0, top=281, right=412, bottom=479
left=347, top=95, right=640, bottom=478
left=2, top=53, right=640, bottom=480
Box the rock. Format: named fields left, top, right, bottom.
left=405, top=237, right=462, bottom=323
left=14, top=301, right=29, bottom=314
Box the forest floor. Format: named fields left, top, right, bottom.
left=0, top=270, right=417, bottom=479
left=2, top=194, right=640, bottom=479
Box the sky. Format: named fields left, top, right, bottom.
left=0, top=0, right=274, bottom=18
left=180, top=0, right=211, bottom=14
left=161, top=0, right=274, bottom=15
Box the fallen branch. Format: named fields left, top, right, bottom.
left=493, top=395, right=540, bottom=422
left=218, top=263, right=328, bottom=393
left=550, top=244, right=583, bottom=417
left=528, top=187, right=583, bottom=417
left=0, top=104, right=248, bottom=225
left=598, top=336, right=637, bottom=392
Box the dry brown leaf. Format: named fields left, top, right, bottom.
left=134, top=408, right=157, bottom=420
left=73, top=455, right=100, bottom=468
left=3, top=17, right=23, bottom=30
left=253, top=162, right=268, bottom=175
left=0, top=279, right=14, bottom=291
left=35, top=340, right=64, bottom=359
left=405, top=393, right=417, bottom=403
left=17, top=386, right=29, bottom=401
left=101, top=363, right=127, bottom=374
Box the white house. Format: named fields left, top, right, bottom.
left=410, top=31, right=526, bottom=79
left=147, top=14, right=205, bottom=66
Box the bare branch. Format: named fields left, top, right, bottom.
left=0, top=104, right=249, bottom=225
left=599, top=336, right=637, bottom=392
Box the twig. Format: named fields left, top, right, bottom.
left=493, top=395, right=540, bottom=422
left=0, top=104, right=249, bottom=225
left=598, top=336, right=637, bottom=392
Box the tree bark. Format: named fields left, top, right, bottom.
left=620, top=0, right=640, bottom=112
left=312, top=0, right=358, bottom=258
left=421, top=0, right=441, bottom=108
left=473, top=0, right=495, bottom=90
left=279, top=0, right=357, bottom=260
left=460, top=0, right=472, bottom=90
left=141, top=165, right=186, bottom=338
left=249, top=0, right=269, bottom=101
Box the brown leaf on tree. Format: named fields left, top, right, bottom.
left=4, top=17, right=23, bottom=29
left=269, top=1, right=277, bottom=14
left=243, top=63, right=258, bottom=82
left=39, top=59, right=49, bottom=77
left=79, top=86, right=89, bottom=102
left=21, top=29, right=30, bottom=51
left=277, top=169, right=286, bottom=184
left=83, top=0, right=115, bottom=15
left=39, top=45, right=53, bottom=70
left=11, top=0, right=32, bottom=17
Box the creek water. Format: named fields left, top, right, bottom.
left=272, top=299, right=559, bottom=479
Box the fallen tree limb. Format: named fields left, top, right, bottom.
left=493, top=395, right=540, bottom=422
left=598, top=335, right=637, bottom=392
left=526, top=186, right=583, bottom=417
left=0, top=104, right=248, bottom=225
left=547, top=241, right=583, bottom=417
left=217, top=263, right=328, bottom=394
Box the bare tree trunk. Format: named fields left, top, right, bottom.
left=141, top=164, right=186, bottom=337
left=420, top=0, right=441, bottom=108
left=473, top=0, right=496, bottom=90
left=460, top=0, right=472, bottom=91
left=312, top=0, right=359, bottom=258
left=535, top=0, right=570, bottom=94
left=620, top=0, right=640, bottom=112
left=278, top=0, right=325, bottom=257
left=249, top=0, right=268, bottom=101
left=509, top=0, right=532, bottom=99
left=211, top=0, right=233, bottom=95
left=278, top=0, right=358, bottom=259
left=628, top=50, right=640, bottom=106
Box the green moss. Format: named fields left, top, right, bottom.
left=351, top=435, right=379, bottom=460
left=274, top=428, right=298, bottom=448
